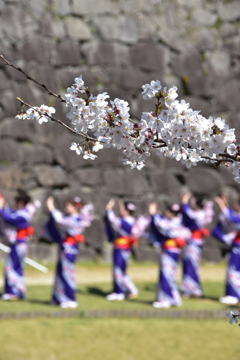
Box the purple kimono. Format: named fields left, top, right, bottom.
left=0, top=207, right=33, bottom=299
left=212, top=208, right=240, bottom=300
left=180, top=202, right=213, bottom=297
left=105, top=210, right=139, bottom=297
left=44, top=204, right=94, bottom=307
left=151, top=214, right=190, bottom=307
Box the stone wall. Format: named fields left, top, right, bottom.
left=0, top=0, right=240, bottom=262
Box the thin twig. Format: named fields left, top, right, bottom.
left=16, top=97, right=98, bottom=142
left=0, top=55, right=66, bottom=103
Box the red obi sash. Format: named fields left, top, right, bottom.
left=233, top=233, right=240, bottom=245
left=114, top=236, right=138, bottom=250
left=163, top=238, right=186, bottom=250
left=63, top=234, right=85, bottom=245
left=191, top=228, right=209, bottom=239
left=16, top=226, right=34, bottom=240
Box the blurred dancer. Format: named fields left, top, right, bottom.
left=105, top=199, right=142, bottom=301
left=45, top=196, right=94, bottom=308
left=0, top=191, right=35, bottom=300
left=180, top=192, right=213, bottom=298
left=149, top=202, right=190, bottom=308
left=213, top=196, right=240, bottom=305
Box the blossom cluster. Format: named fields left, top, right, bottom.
left=16, top=105, right=55, bottom=124
left=15, top=75, right=240, bottom=183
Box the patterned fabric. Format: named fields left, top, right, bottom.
left=105, top=210, right=138, bottom=296
left=180, top=242, right=203, bottom=297
left=225, top=244, right=240, bottom=299
left=113, top=248, right=138, bottom=295
left=180, top=203, right=213, bottom=297
left=0, top=207, right=34, bottom=299
left=212, top=208, right=240, bottom=299
left=4, top=241, right=27, bottom=299
left=52, top=242, right=78, bottom=304
left=157, top=249, right=182, bottom=306
left=46, top=205, right=93, bottom=305
left=150, top=214, right=189, bottom=306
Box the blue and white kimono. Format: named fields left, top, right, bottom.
left=212, top=208, right=240, bottom=300
left=151, top=214, right=190, bottom=306
left=0, top=207, right=34, bottom=299
left=105, top=210, right=139, bottom=296
left=44, top=204, right=94, bottom=306
left=180, top=202, right=213, bottom=297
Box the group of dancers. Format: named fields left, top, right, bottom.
left=0, top=188, right=240, bottom=309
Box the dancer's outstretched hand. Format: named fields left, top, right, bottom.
left=149, top=203, right=159, bottom=215
left=46, top=196, right=55, bottom=212
left=106, top=199, right=115, bottom=211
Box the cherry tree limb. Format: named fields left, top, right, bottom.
left=0, top=55, right=66, bottom=103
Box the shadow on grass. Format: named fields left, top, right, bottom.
left=27, top=299, right=51, bottom=306
left=83, top=286, right=109, bottom=297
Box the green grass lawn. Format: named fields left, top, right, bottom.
left=0, top=281, right=234, bottom=313
left=0, top=261, right=238, bottom=360
left=0, top=318, right=239, bottom=360
left=0, top=260, right=234, bottom=312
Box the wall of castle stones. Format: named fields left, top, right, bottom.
left=0, top=0, right=240, bottom=263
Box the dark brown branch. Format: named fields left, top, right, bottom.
left=16, top=97, right=98, bottom=142
left=0, top=55, right=66, bottom=103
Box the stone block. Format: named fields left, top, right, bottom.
left=84, top=218, right=105, bottom=249
left=54, top=133, right=88, bottom=171
left=186, top=167, right=223, bottom=196
left=33, top=165, right=69, bottom=187
left=0, top=90, right=19, bottom=117
left=78, top=246, right=97, bottom=261
left=218, top=1, right=240, bottom=21
left=19, top=144, right=54, bottom=166
left=55, top=40, right=81, bottom=67
left=0, top=139, right=21, bottom=164
left=187, top=76, right=214, bottom=97
left=95, top=15, right=139, bottom=44
left=134, top=245, right=159, bottom=263
left=184, top=96, right=213, bottom=117
left=202, top=244, right=221, bottom=262
left=111, top=68, right=158, bottom=90
left=171, top=50, right=203, bottom=78
left=52, top=0, right=70, bottom=16
left=72, top=0, right=115, bottom=15
left=65, top=17, right=92, bottom=41
left=25, top=0, right=46, bottom=19
left=19, top=35, right=53, bottom=64
left=73, top=168, right=103, bottom=187
left=149, top=170, right=181, bottom=196
left=27, top=243, right=58, bottom=262
left=103, top=169, right=149, bottom=196
left=216, top=80, right=240, bottom=112
left=83, top=42, right=116, bottom=66
left=130, top=43, right=169, bottom=71
left=0, top=118, right=33, bottom=141
left=191, top=8, right=217, bottom=26
left=224, top=36, right=240, bottom=56
left=0, top=166, right=22, bottom=190
left=1, top=6, right=26, bottom=42
left=0, top=70, right=11, bottom=91
left=195, top=29, right=217, bottom=51
left=205, top=51, right=230, bottom=79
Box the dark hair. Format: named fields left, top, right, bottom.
left=65, top=196, right=82, bottom=210
left=15, top=191, right=31, bottom=206
left=124, top=202, right=136, bottom=216
left=195, top=195, right=207, bottom=209
left=167, top=203, right=180, bottom=216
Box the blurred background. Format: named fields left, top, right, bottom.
left=0, top=0, right=240, bottom=263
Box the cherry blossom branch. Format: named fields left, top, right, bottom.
left=16, top=97, right=98, bottom=143
left=0, top=55, right=66, bottom=103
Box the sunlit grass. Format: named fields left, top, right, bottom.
left=0, top=318, right=239, bottom=360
